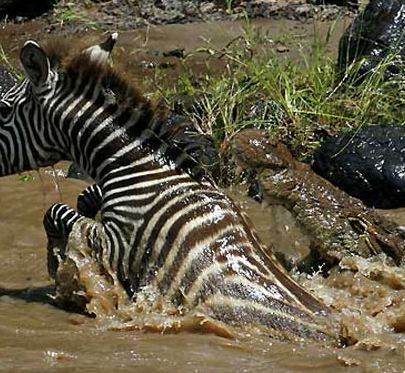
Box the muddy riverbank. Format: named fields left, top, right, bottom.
left=1, top=0, right=357, bottom=32
left=0, top=16, right=353, bottom=93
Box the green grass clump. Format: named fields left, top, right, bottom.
left=152, top=24, right=404, bottom=162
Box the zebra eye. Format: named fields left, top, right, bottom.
left=0, top=101, right=11, bottom=118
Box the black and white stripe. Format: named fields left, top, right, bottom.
left=0, top=34, right=334, bottom=342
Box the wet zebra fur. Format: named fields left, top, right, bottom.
left=0, top=34, right=334, bottom=342
left=77, top=184, right=103, bottom=219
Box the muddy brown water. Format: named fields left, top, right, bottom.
left=1, top=165, right=405, bottom=373
left=0, top=18, right=405, bottom=373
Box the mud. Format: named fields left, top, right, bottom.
left=0, top=17, right=353, bottom=99
left=4, top=0, right=356, bottom=34
left=1, top=165, right=405, bottom=372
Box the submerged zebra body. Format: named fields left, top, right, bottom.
left=0, top=35, right=334, bottom=342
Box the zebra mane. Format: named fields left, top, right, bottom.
left=42, top=39, right=214, bottom=184
left=43, top=38, right=149, bottom=107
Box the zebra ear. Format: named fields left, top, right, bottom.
left=20, top=41, right=50, bottom=86
left=84, top=32, right=118, bottom=64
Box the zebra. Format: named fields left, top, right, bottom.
left=0, top=34, right=336, bottom=343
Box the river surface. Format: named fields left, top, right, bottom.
left=0, top=17, right=405, bottom=373
left=0, top=164, right=404, bottom=373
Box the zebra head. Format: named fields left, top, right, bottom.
left=0, top=33, right=118, bottom=176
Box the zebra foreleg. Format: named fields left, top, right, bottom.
left=43, top=203, right=85, bottom=278
left=76, top=184, right=103, bottom=219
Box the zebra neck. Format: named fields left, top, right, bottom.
left=71, top=125, right=206, bottom=188
left=59, top=97, right=153, bottom=183
left=53, top=87, right=207, bottom=186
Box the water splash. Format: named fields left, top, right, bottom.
left=53, top=220, right=235, bottom=339
left=298, top=254, right=405, bottom=349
